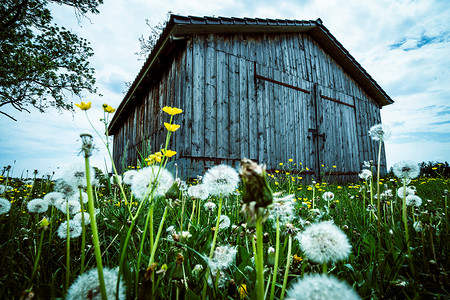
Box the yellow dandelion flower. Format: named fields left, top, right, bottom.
left=162, top=149, right=177, bottom=157
left=102, top=103, right=116, bottom=113
left=293, top=254, right=303, bottom=264
left=238, top=284, right=248, bottom=299
left=164, top=122, right=180, bottom=132
left=162, top=106, right=183, bottom=115
left=289, top=158, right=293, bottom=162
left=75, top=101, right=91, bottom=110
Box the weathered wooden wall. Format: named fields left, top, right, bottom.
left=113, top=32, right=386, bottom=181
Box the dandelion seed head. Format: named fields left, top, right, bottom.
left=269, top=195, right=295, bottom=225
left=59, top=200, right=81, bottom=215
left=59, top=162, right=95, bottom=189
left=68, top=191, right=88, bottom=204
left=27, top=198, right=49, bottom=213
left=203, top=164, right=240, bottom=196
left=369, top=124, right=391, bottom=141
left=286, top=273, right=361, bottom=300
left=57, top=220, right=82, bottom=239
left=54, top=179, right=77, bottom=198
left=43, top=192, right=65, bottom=206
left=217, top=215, right=231, bottom=230
left=122, top=170, right=139, bottom=185
left=413, top=221, right=424, bottom=232
left=73, top=212, right=91, bottom=225
left=66, top=267, right=125, bottom=300
left=188, top=184, right=210, bottom=200
left=322, top=191, right=335, bottom=201
left=296, top=220, right=351, bottom=264
left=204, top=201, right=217, bottom=211
left=208, top=245, right=237, bottom=273
left=130, top=166, right=174, bottom=200
left=393, top=160, right=420, bottom=180
left=397, top=186, right=415, bottom=198
left=406, top=195, right=422, bottom=207
left=359, top=169, right=372, bottom=181
left=0, top=198, right=11, bottom=215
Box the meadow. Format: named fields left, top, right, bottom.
left=0, top=105, right=448, bottom=300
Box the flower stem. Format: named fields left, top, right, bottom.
left=256, top=215, right=265, bottom=300
left=269, top=217, right=280, bottom=300
left=65, top=204, right=70, bottom=294
left=280, top=235, right=292, bottom=300
left=79, top=188, right=86, bottom=275
left=28, top=228, right=45, bottom=290
left=202, top=195, right=224, bottom=300
left=85, top=155, right=107, bottom=300
left=149, top=204, right=169, bottom=266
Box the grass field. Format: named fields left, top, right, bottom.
left=0, top=106, right=448, bottom=299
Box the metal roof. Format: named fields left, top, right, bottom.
left=109, top=14, right=393, bottom=134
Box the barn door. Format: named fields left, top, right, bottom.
left=312, top=85, right=360, bottom=181
left=254, top=64, right=317, bottom=172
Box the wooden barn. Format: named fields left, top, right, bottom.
left=108, top=14, right=393, bottom=181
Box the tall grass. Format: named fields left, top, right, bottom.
left=0, top=106, right=448, bottom=299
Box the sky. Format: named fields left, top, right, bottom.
left=1, top=0, right=449, bottom=178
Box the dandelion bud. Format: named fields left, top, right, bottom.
left=39, top=218, right=50, bottom=230
left=165, top=179, right=181, bottom=201
left=267, top=247, right=276, bottom=265
left=239, top=158, right=273, bottom=224
left=80, top=133, right=94, bottom=157
left=192, top=264, right=204, bottom=277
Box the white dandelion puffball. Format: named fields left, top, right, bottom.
left=59, top=199, right=81, bottom=215
left=208, top=245, right=237, bottom=273
left=54, top=179, right=77, bottom=197
left=130, top=166, right=174, bottom=200
left=57, top=220, right=82, bottom=239
left=0, top=198, right=12, bottom=215
left=296, top=220, right=352, bottom=264
left=406, top=195, right=422, bottom=207
left=73, top=212, right=91, bottom=225
left=286, top=273, right=361, bottom=300
left=27, top=198, right=49, bottom=213
left=413, top=221, right=424, bottom=232
left=393, top=160, right=420, bottom=180
left=202, top=164, right=240, bottom=196
left=43, top=192, right=65, bottom=206
left=66, top=267, right=126, bottom=300
left=397, top=186, right=415, bottom=198
left=122, top=170, right=139, bottom=185
left=269, top=195, right=295, bottom=225
left=322, top=191, right=335, bottom=201
left=58, top=162, right=96, bottom=189
left=217, top=215, right=231, bottom=230
left=188, top=184, right=210, bottom=200
left=68, top=191, right=88, bottom=204
left=359, top=169, right=372, bottom=181
left=368, top=123, right=391, bottom=141
left=204, top=201, right=217, bottom=211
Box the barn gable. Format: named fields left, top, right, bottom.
left=109, top=15, right=393, bottom=181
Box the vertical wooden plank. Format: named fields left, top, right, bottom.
left=248, top=38, right=258, bottom=161
left=229, top=35, right=240, bottom=159
left=204, top=34, right=217, bottom=158
left=184, top=38, right=193, bottom=157
left=239, top=36, right=249, bottom=159
left=192, top=35, right=205, bottom=156
left=217, top=36, right=229, bottom=159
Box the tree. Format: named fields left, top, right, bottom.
left=0, top=0, right=103, bottom=121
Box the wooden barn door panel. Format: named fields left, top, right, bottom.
left=254, top=64, right=315, bottom=170
left=316, top=86, right=360, bottom=180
